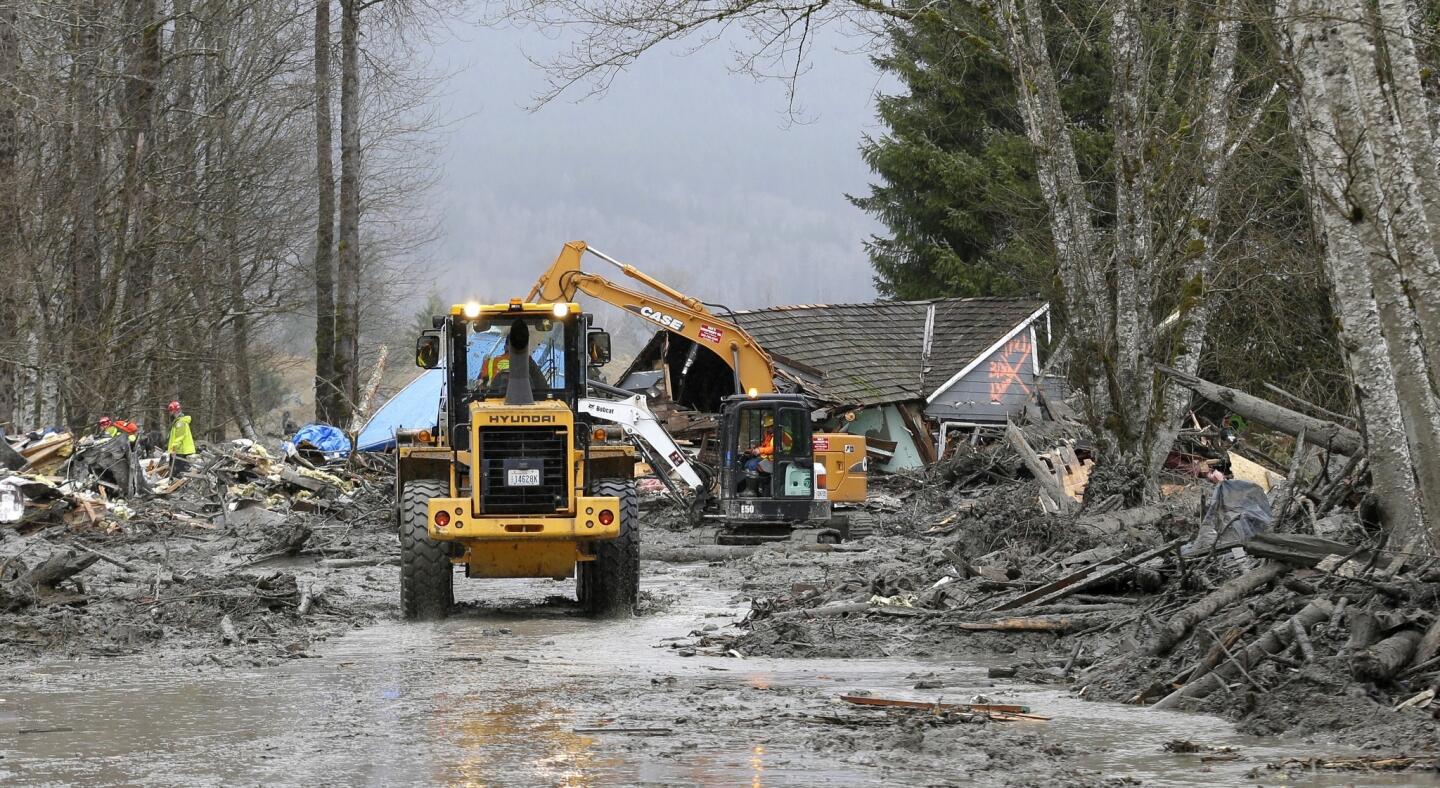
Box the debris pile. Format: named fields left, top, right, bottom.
left=0, top=432, right=396, bottom=661
left=710, top=415, right=1439, bottom=759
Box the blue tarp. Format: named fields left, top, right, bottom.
left=355, top=332, right=514, bottom=452
left=290, top=423, right=351, bottom=456
left=355, top=369, right=443, bottom=452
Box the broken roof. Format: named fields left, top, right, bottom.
left=731, top=298, right=1048, bottom=407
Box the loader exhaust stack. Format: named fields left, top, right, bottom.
left=504, top=318, right=534, bottom=406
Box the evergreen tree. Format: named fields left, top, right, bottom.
left=851, top=2, right=1107, bottom=300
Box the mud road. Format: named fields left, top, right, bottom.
left=1, top=556, right=1427, bottom=786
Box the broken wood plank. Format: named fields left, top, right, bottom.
left=572, top=726, right=672, bottom=736
left=1005, top=423, right=1078, bottom=514
left=1244, top=533, right=1371, bottom=568
left=1156, top=365, right=1362, bottom=455
left=838, top=694, right=1048, bottom=720
left=319, top=556, right=400, bottom=568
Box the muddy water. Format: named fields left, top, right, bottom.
left=1, top=562, right=1429, bottom=786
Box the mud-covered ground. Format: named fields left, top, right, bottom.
left=3, top=494, right=1436, bottom=785
left=0, top=464, right=399, bottom=667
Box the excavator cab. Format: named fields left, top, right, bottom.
left=717, top=395, right=833, bottom=541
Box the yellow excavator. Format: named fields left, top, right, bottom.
left=528, top=241, right=872, bottom=543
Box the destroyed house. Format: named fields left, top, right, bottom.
left=619, top=297, right=1053, bottom=472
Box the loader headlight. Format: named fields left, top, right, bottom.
left=552, top=303, right=568, bottom=318
left=462, top=302, right=482, bottom=319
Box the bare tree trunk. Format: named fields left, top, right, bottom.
left=1149, top=0, right=1242, bottom=474
left=314, top=0, right=338, bottom=424
left=0, top=4, right=18, bottom=428
left=1281, top=0, right=1430, bottom=546
left=66, top=0, right=105, bottom=430
left=1108, top=0, right=1153, bottom=462
left=993, top=0, right=1103, bottom=413
left=331, top=0, right=361, bottom=427
left=1326, top=1, right=1440, bottom=545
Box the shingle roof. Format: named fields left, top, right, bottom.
left=731, top=298, right=1046, bottom=407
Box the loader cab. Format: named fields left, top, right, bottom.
left=719, top=395, right=827, bottom=526
left=426, top=301, right=599, bottom=452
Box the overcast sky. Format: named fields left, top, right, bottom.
left=418, top=19, right=892, bottom=320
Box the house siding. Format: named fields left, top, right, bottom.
left=842, top=404, right=927, bottom=472
left=924, top=326, right=1045, bottom=422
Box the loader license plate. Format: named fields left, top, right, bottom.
left=507, top=469, right=541, bottom=487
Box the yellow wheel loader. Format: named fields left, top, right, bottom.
left=395, top=299, right=639, bottom=619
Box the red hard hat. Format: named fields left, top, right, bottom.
left=98, top=416, right=112, bottom=427
left=167, top=400, right=181, bottom=414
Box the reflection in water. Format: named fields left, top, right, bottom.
left=441, top=696, right=602, bottom=787
left=751, top=743, right=765, bottom=788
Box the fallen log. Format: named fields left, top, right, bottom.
left=21, top=550, right=100, bottom=587
left=1345, top=611, right=1379, bottom=655
left=1073, top=505, right=1172, bottom=536
left=1156, top=365, right=1363, bottom=456
left=1144, top=562, right=1288, bottom=656
left=1290, top=618, right=1316, bottom=663
left=1185, top=617, right=1255, bottom=688
left=0, top=550, right=100, bottom=611
left=992, top=538, right=1185, bottom=612
left=1352, top=629, right=1422, bottom=683
left=1411, top=617, right=1440, bottom=670
left=954, top=613, right=1114, bottom=633
left=1152, top=598, right=1334, bottom=710
left=1026, top=603, right=1133, bottom=615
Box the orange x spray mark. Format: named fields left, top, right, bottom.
left=988, top=336, right=1034, bottom=404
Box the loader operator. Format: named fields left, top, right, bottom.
left=477, top=319, right=549, bottom=396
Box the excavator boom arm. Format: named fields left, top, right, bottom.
left=529, top=241, right=777, bottom=395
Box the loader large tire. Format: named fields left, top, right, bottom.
left=583, top=478, right=640, bottom=617
left=399, top=479, right=453, bottom=621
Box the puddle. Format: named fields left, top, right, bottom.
left=1, top=563, right=1432, bottom=786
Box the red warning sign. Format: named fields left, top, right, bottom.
left=812, top=436, right=831, bottom=452
left=698, top=324, right=724, bottom=344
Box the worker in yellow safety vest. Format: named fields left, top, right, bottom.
left=477, top=321, right=550, bottom=395
left=165, top=400, right=196, bottom=474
